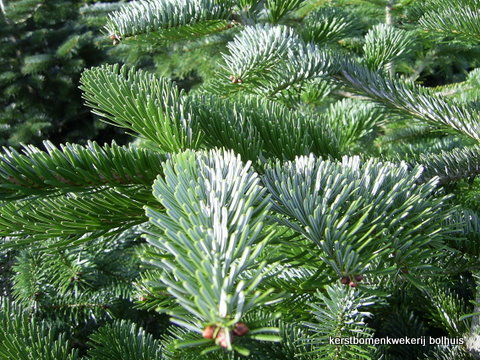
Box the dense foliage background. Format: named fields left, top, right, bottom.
left=2, top=0, right=480, bottom=359
left=0, top=0, right=129, bottom=146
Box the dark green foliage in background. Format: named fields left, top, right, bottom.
left=3, top=0, right=480, bottom=359
left=0, top=0, right=128, bottom=147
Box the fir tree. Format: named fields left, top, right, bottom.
left=0, top=0, right=126, bottom=147
left=1, top=0, right=480, bottom=359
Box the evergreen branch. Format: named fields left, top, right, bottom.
left=431, top=67, right=480, bottom=101
left=144, top=149, right=279, bottom=352
left=211, top=25, right=334, bottom=99
left=55, top=35, right=81, bottom=59
left=265, top=0, right=305, bottom=24
left=381, top=136, right=468, bottom=162
left=417, top=145, right=480, bottom=184
left=193, top=95, right=310, bottom=161
left=11, top=236, right=141, bottom=323
left=160, top=312, right=294, bottom=360
left=13, top=245, right=123, bottom=302
left=193, top=95, right=380, bottom=162
left=2, top=0, right=43, bottom=23
left=11, top=251, right=48, bottom=304
left=80, top=64, right=202, bottom=153
left=263, top=155, right=452, bottom=277
left=40, top=295, right=117, bottom=325
left=2, top=2, right=478, bottom=358
left=271, top=322, right=316, bottom=360
left=447, top=209, right=480, bottom=257
left=135, top=268, right=176, bottom=312
left=363, top=23, right=415, bottom=72
left=0, top=140, right=165, bottom=200
left=0, top=187, right=153, bottom=246
left=339, top=60, right=480, bottom=141
left=21, top=54, right=54, bottom=74
left=423, top=345, right=476, bottom=360
left=418, top=0, right=480, bottom=42
left=315, top=98, right=385, bottom=156
left=381, top=124, right=438, bottom=144
left=301, top=78, right=338, bottom=105
left=258, top=266, right=325, bottom=315
left=257, top=44, right=334, bottom=100
left=123, top=20, right=234, bottom=43
left=0, top=298, right=78, bottom=360
left=79, top=2, right=124, bottom=17
left=87, top=320, right=163, bottom=360
left=303, top=285, right=375, bottom=359
left=375, top=308, right=429, bottom=359
left=104, top=0, right=232, bottom=40
left=301, top=7, right=358, bottom=45
left=13, top=249, right=112, bottom=324
left=193, top=95, right=264, bottom=162
left=222, top=24, right=299, bottom=82
left=424, top=283, right=470, bottom=337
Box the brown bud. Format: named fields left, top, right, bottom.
left=354, top=275, right=364, bottom=282
left=229, top=75, right=243, bottom=84
left=7, top=176, right=21, bottom=185
left=340, top=276, right=350, bottom=285
left=138, top=296, right=147, bottom=302
left=203, top=325, right=216, bottom=339
left=349, top=281, right=358, bottom=288
left=216, top=329, right=229, bottom=348
left=110, top=34, right=121, bottom=45
left=233, top=322, right=249, bottom=336
left=218, top=338, right=228, bottom=348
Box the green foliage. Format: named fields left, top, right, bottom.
left=104, top=0, right=233, bottom=41
left=0, top=0, right=127, bottom=147
left=209, top=24, right=334, bottom=100
left=145, top=149, right=279, bottom=353
left=423, top=345, right=476, bottom=360
left=0, top=298, right=78, bottom=360
left=11, top=235, right=141, bottom=320
left=416, top=0, right=480, bottom=42
left=340, top=60, right=480, bottom=141
left=0, top=140, right=166, bottom=247
left=80, top=64, right=202, bottom=153
left=263, top=155, right=452, bottom=277
left=2, top=0, right=480, bottom=359
left=87, top=320, right=163, bottom=360
left=376, top=306, right=431, bottom=359
left=264, top=0, right=305, bottom=24
left=363, top=23, right=415, bottom=72
left=193, top=95, right=314, bottom=161
left=321, top=98, right=384, bottom=155
left=417, top=145, right=480, bottom=184
left=0, top=140, right=165, bottom=200
left=301, top=7, right=358, bottom=46
left=0, top=186, right=153, bottom=246
left=424, top=282, right=470, bottom=337
left=303, top=285, right=375, bottom=359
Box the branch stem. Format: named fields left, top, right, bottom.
left=386, top=0, right=395, bottom=77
